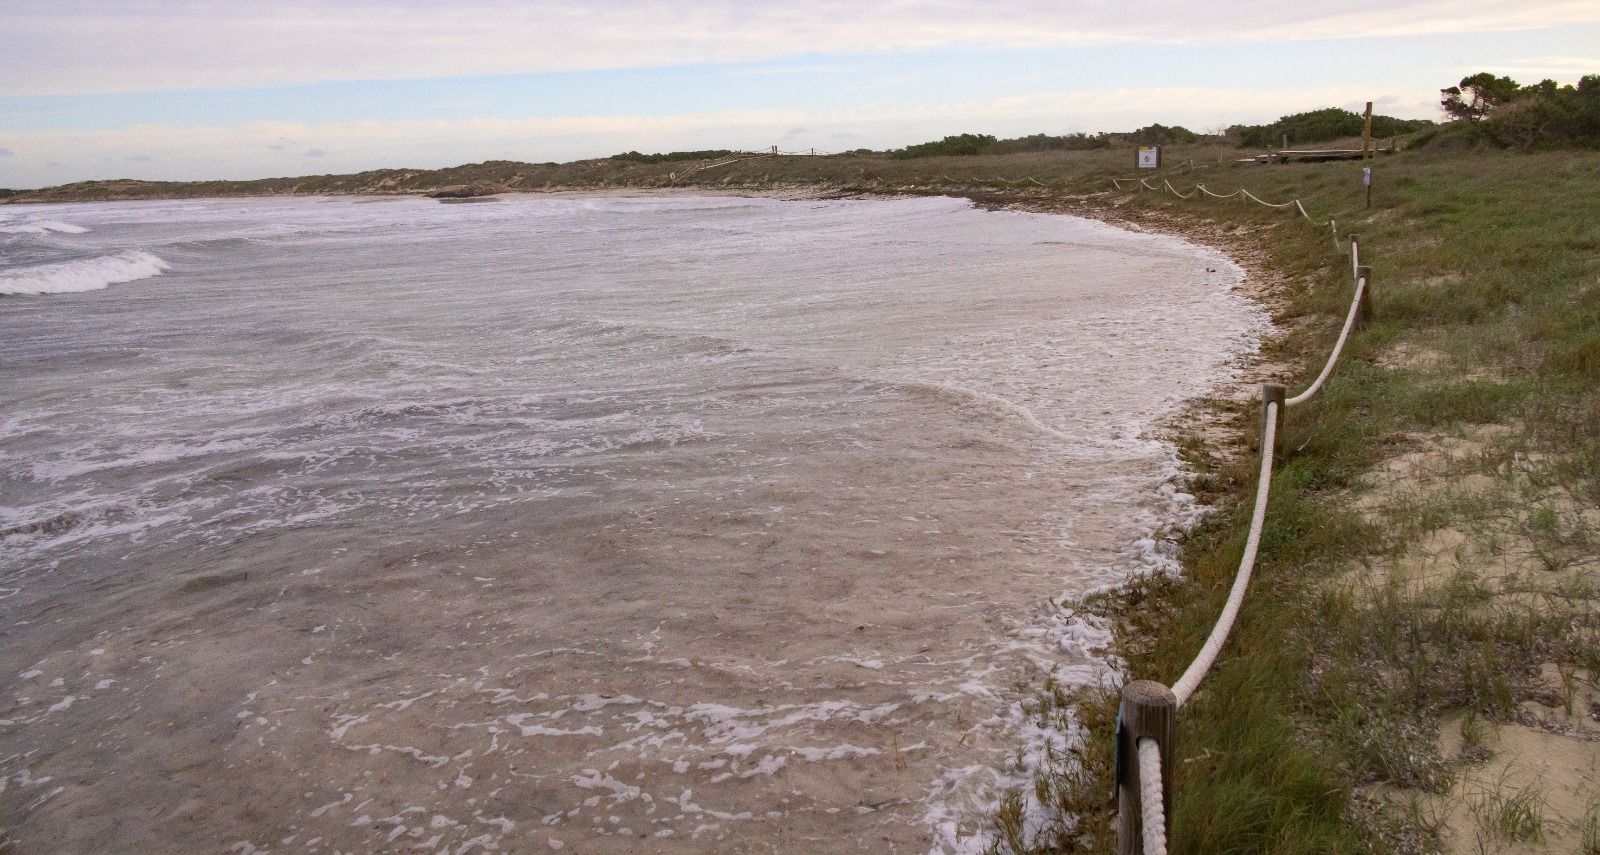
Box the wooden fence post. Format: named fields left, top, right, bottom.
left=1261, top=383, right=1286, bottom=457
left=1355, top=264, right=1374, bottom=330
left=1117, top=680, right=1177, bottom=855
left=1362, top=101, right=1374, bottom=160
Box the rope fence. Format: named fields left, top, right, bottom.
left=1162, top=179, right=1195, bottom=199
left=1116, top=175, right=1337, bottom=227
left=1136, top=740, right=1167, bottom=854
left=1113, top=217, right=1372, bottom=854
left=1286, top=270, right=1368, bottom=407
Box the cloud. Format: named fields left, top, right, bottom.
left=0, top=148, right=13, bottom=157
left=0, top=82, right=1440, bottom=187
left=125, top=155, right=154, bottom=162
left=5, top=0, right=1598, bottom=96
left=1478, top=55, right=1600, bottom=78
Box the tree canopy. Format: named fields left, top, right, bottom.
left=888, top=126, right=1197, bottom=159
left=1435, top=73, right=1600, bottom=149
left=1441, top=73, right=1523, bottom=123
left=1231, top=108, right=1432, bottom=148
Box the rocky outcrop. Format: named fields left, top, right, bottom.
left=427, top=182, right=508, bottom=199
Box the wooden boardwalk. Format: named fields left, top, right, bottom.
left=1245, top=144, right=1395, bottom=164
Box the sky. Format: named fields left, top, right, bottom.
left=2, top=1, right=1598, bottom=188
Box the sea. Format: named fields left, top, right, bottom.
left=0, top=193, right=1265, bottom=853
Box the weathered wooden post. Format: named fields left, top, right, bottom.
left=1117, top=680, right=1177, bottom=855
left=1362, top=101, right=1374, bottom=160
left=1355, top=264, right=1374, bottom=330
left=1261, top=383, right=1286, bottom=457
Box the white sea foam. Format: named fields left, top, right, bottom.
left=0, top=194, right=1269, bottom=853
left=0, top=250, right=169, bottom=296
left=0, top=218, right=89, bottom=235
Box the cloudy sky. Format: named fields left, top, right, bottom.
left=2, top=1, right=1597, bottom=188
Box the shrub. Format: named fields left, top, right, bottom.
left=1438, top=73, right=1600, bottom=149
left=1233, top=108, right=1432, bottom=148
left=608, top=149, right=737, bottom=164
left=890, top=133, right=998, bottom=159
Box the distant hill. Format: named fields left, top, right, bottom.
left=4, top=160, right=602, bottom=203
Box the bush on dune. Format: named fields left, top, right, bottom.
left=1432, top=72, right=1600, bottom=149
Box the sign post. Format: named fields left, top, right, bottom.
left=1136, top=146, right=1161, bottom=169
left=1363, top=166, right=1373, bottom=209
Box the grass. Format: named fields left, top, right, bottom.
left=1468, top=774, right=1544, bottom=844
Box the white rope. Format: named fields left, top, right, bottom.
left=1330, top=220, right=1343, bottom=252
left=1137, top=738, right=1169, bottom=855
left=1026, top=176, right=1047, bottom=187
left=1293, top=199, right=1314, bottom=222
left=1240, top=189, right=1297, bottom=209
left=1163, top=179, right=1195, bottom=199
left=1350, top=239, right=1361, bottom=279
left=1140, top=178, right=1159, bottom=190
left=1170, top=402, right=1276, bottom=707
left=1197, top=184, right=1240, bottom=199
left=1286, top=276, right=1365, bottom=407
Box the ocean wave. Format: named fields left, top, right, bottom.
left=0, top=218, right=89, bottom=235
left=0, top=251, right=170, bottom=296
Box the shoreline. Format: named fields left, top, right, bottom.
left=498, top=186, right=1297, bottom=848
left=0, top=191, right=1273, bottom=851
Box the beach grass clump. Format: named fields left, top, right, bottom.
left=1582, top=801, right=1600, bottom=854
left=1468, top=775, right=1545, bottom=844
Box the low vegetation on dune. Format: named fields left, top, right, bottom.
left=607, top=148, right=738, bottom=163
left=1230, top=106, right=1433, bottom=148
left=887, top=125, right=1200, bottom=159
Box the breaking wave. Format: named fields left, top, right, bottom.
left=0, top=218, right=89, bottom=235
left=0, top=251, right=169, bottom=296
